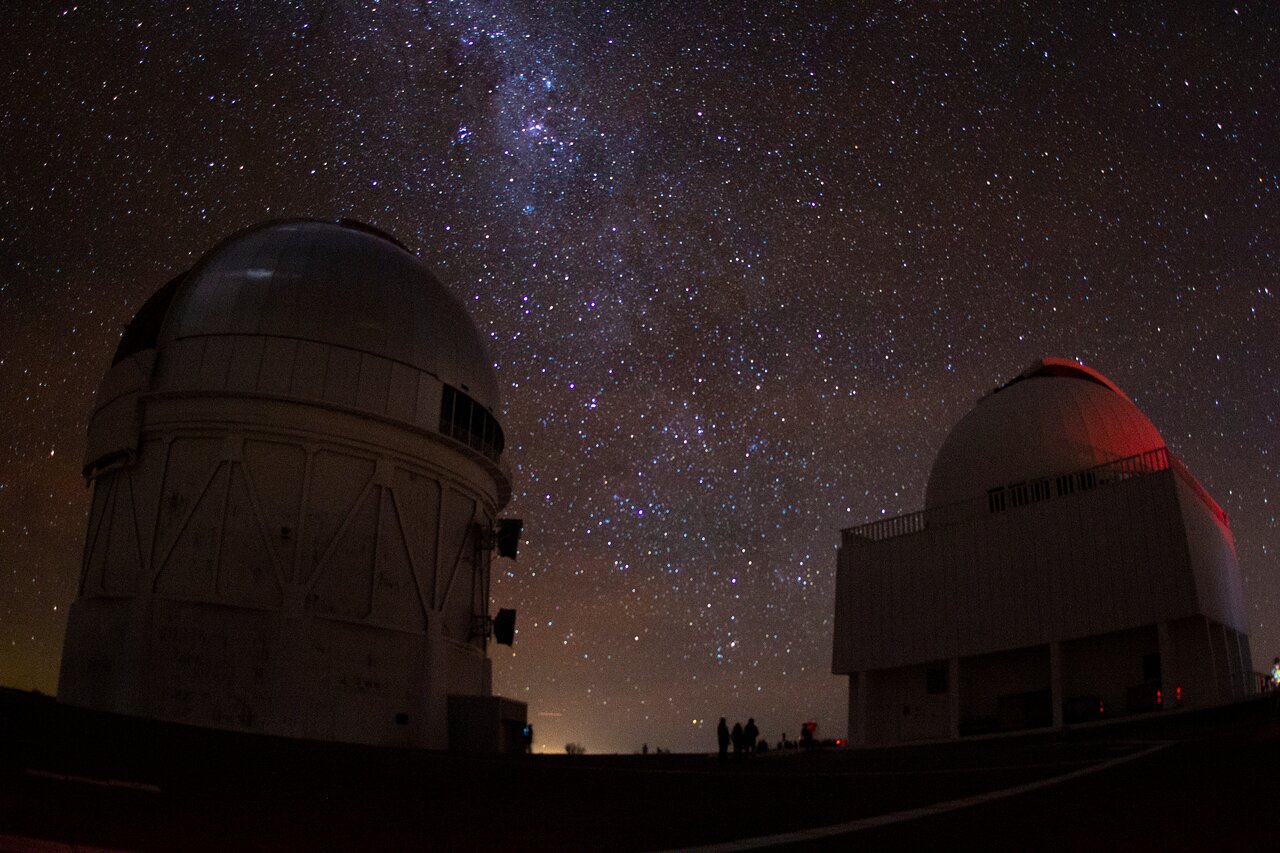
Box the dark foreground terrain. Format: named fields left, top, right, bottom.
left=1, top=689, right=1276, bottom=851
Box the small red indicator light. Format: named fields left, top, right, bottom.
left=1156, top=689, right=1162, bottom=706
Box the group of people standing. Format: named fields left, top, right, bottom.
left=715, top=717, right=760, bottom=761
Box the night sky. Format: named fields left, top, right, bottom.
left=2, top=2, right=1276, bottom=755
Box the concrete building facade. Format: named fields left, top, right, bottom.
left=833, top=359, right=1252, bottom=745
left=59, top=219, right=526, bottom=751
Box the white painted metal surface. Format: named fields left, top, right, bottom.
left=925, top=360, right=1166, bottom=509
left=835, top=360, right=1252, bottom=746
left=59, top=220, right=523, bottom=750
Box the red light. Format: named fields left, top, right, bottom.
left=1099, top=701, right=1105, bottom=715
left=1176, top=686, right=1182, bottom=705
left=835, top=738, right=845, bottom=747
left=1156, top=689, right=1162, bottom=706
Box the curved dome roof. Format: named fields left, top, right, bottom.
left=924, top=359, right=1166, bottom=509
left=152, top=219, right=500, bottom=411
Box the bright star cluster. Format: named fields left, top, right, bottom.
left=1, top=3, right=1276, bottom=754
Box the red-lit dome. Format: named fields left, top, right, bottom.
left=924, top=359, right=1166, bottom=508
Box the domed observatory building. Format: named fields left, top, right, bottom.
left=60, top=220, right=526, bottom=752
left=833, top=359, right=1252, bottom=745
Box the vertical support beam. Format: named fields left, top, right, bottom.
left=1211, top=621, right=1232, bottom=704
left=1050, top=642, right=1063, bottom=729
left=849, top=671, right=869, bottom=746
left=1238, top=632, right=1255, bottom=696
left=1158, top=620, right=1178, bottom=709
left=846, top=675, right=858, bottom=746
left=1203, top=617, right=1222, bottom=706
left=949, top=657, right=961, bottom=739
left=859, top=670, right=871, bottom=745
left=1226, top=629, right=1244, bottom=700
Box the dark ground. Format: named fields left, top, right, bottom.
left=1, top=689, right=1276, bottom=851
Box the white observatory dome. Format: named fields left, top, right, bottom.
left=99, top=218, right=508, bottom=497
left=924, top=358, right=1166, bottom=509
left=62, top=219, right=523, bottom=750
left=123, top=219, right=499, bottom=411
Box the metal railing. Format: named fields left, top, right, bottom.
left=842, top=447, right=1182, bottom=546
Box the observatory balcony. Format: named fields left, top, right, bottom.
left=842, top=447, right=1227, bottom=547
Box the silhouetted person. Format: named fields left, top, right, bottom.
left=743, top=718, right=759, bottom=754
left=731, top=721, right=744, bottom=760
left=716, top=718, right=730, bottom=762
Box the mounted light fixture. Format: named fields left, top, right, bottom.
left=496, top=518, right=523, bottom=560
left=493, top=608, right=516, bottom=646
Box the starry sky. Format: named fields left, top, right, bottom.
left=2, top=2, right=1276, bottom=755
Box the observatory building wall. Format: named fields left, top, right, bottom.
left=1173, top=473, right=1249, bottom=635
left=59, top=220, right=523, bottom=750
left=833, top=359, right=1255, bottom=746
left=834, top=471, right=1195, bottom=673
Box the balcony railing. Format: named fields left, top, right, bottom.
left=840, top=446, right=1209, bottom=547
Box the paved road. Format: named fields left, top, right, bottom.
left=681, top=727, right=1278, bottom=852
left=1, top=690, right=1276, bottom=851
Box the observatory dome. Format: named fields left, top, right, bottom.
left=123, top=219, right=499, bottom=411
left=924, top=358, right=1166, bottom=509
left=64, top=218, right=524, bottom=750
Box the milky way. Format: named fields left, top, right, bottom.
left=2, top=3, right=1277, bottom=753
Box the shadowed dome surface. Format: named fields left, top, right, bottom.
left=924, top=359, right=1166, bottom=509
left=149, top=219, right=500, bottom=411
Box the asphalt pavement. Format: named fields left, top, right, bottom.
left=1, top=690, right=1276, bottom=851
